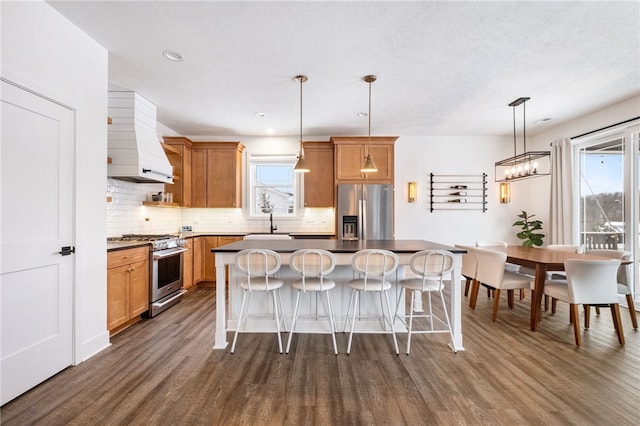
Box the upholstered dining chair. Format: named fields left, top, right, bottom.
left=231, top=249, right=286, bottom=354
left=344, top=249, right=400, bottom=355
left=394, top=250, right=455, bottom=354
left=455, top=244, right=477, bottom=297
left=286, top=249, right=338, bottom=354
left=519, top=244, right=584, bottom=311
left=584, top=249, right=637, bottom=330
left=544, top=258, right=624, bottom=346
left=469, top=247, right=533, bottom=321
left=474, top=240, right=524, bottom=298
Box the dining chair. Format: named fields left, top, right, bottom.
left=344, top=249, right=400, bottom=355
left=394, top=250, right=455, bottom=354
left=584, top=249, right=637, bottom=330
left=469, top=247, right=533, bottom=321
left=285, top=249, right=338, bottom=354
left=544, top=259, right=624, bottom=346
left=231, top=249, right=286, bottom=354
left=474, top=240, right=524, bottom=299
left=517, top=244, right=583, bottom=311
left=455, top=244, right=477, bottom=297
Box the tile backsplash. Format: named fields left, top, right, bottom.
left=106, top=179, right=334, bottom=236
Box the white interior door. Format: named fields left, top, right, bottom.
left=1, top=80, right=75, bottom=405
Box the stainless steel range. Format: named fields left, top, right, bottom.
left=109, top=234, right=188, bottom=317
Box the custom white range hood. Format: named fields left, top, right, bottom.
left=108, top=91, right=173, bottom=184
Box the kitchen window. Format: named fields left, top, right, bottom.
left=248, top=155, right=299, bottom=217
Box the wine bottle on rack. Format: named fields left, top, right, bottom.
left=450, top=185, right=468, bottom=189
left=449, top=191, right=467, bottom=196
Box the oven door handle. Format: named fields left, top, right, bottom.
left=152, top=247, right=188, bottom=260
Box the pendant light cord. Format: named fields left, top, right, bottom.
left=512, top=105, right=517, bottom=158
left=367, top=78, right=372, bottom=156
left=299, top=76, right=303, bottom=148
left=523, top=100, right=527, bottom=153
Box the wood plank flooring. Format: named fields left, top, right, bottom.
left=1, top=285, right=639, bottom=425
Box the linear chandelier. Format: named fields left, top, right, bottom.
left=495, top=97, right=550, bottom=182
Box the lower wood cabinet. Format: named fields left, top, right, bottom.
left=193, top=235, right=243, bottom=285
left=202, top=236, right=219, bottom=281
left=107, top=246, right=149, bottom=335
left=182, top=237, right=194, bottom=290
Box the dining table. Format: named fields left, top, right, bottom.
left=481, top=245, right=607, bottom=331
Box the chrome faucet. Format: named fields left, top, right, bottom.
left=269, top=211, right=278, bottom=234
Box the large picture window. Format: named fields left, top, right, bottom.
left=249, top=155, right=298, bottom=217
left=578, top=138, right=625, bottom=250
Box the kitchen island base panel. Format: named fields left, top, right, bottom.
left=214, top=242, right=465, bottom=352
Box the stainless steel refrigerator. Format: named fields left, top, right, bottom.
left=337, top=184, right=393, bottom=240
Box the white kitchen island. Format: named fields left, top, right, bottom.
left=212, top=239, right=466, bottom=352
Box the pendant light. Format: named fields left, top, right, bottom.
left=293, top=75, right=310, bottom=173
left=495, top=97, right=550, bottom=182
left=360, top=74, right=378, bottom=173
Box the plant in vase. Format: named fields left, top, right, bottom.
left=513, top=210, right=544, bottom=247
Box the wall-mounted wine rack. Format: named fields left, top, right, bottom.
left=429, top=173, right=487, bottom=212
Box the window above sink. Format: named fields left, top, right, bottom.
left=249, top=155, right=300, bottom=218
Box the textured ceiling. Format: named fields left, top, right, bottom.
left=48, top=1, right=640, bottom=138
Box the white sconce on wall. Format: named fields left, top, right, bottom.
left=408, top=181, right=417, bottom=203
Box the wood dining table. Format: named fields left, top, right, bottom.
left=481, top=245, right=607, bottom=331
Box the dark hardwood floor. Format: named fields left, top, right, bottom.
left=2, top=285, right=638, bottom=425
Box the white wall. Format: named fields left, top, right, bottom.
left=393, top=135, right=527, bottom=246
left=2, top=1, right=110, bottom=361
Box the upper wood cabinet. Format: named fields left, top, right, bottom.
left=162, top=137, right=192, bottom=207
left=192, top=142, right=244, bottom=208
left=331, top=136, right=397, bottom=184
left=302, top=142, right=334, bottom=207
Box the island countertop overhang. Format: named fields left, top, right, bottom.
left=211, top=239, right=466, bottom=254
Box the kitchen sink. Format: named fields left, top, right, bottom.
left=243, top=233, right=292, bottom=240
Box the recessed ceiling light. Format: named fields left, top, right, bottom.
left=255, top=112, right=268, bottom=118
left=162, top=50, right=183, bottom=62
left=357, top=112, right=368, bottom=117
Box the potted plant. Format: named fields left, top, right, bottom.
left=513, top=210, right=544, bottom=247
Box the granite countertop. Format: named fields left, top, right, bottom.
left=212, top=239, right=466, bottom=254
left=107, top=232, right=336, bottom=251
left=179, top=231, right=334, bottom=237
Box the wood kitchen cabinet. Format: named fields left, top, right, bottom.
left=302, top=142, right=335, bottom=207
left=193, top=235, right=243, bottom=285
left=191, top=142, right=244, bottom=208
left=193, top=237, right=204, bottom=284
left=107, top=246, right=149, bottom=335
left=162, top=137, right=192, bottom=207
left=202, top=236, right=219, bottom=281
left=182, top=237, right=194, bottom=290
left=331, top=136, right=397, bottom=184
